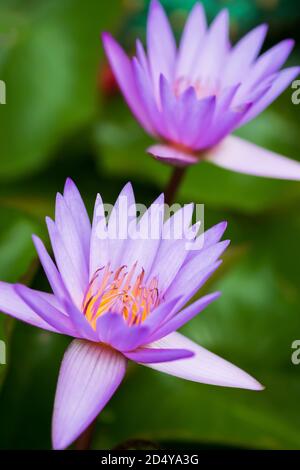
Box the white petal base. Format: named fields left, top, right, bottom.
left=205, top=136, right=300, bottom=180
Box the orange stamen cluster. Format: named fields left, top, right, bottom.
left=82, top=263, right=160, bottom=329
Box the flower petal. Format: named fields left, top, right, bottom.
left=122, top=193, right=164, bottom=275
left=63, top=299, right=99, bottom=342
left=147, top=0, right=176, bottom=101
left=147, top=144, right=198, bottom=167
left=205, top=136, right=300, bottom=180
left=240, top=67, right=300, bottom=125
left=178, top=93, right=217, bottom=149
left=206, top=103, right=252, bottom=148
left=166, top=241, right=229, bottom=300
left=124, top=347, right=194, bottom=364
left=55, top=193, right=89, bottom=284
left=89, top=193, right=109, bottom=278
left=235, top=39, right=295, bottom=101
left=96, top=313, right=151, bottom=352
left=176, top=2, right=207, bottom=78
left=184, top=221, right=227, bottom=259
left=148, top=292, right=221, bottom=343
left=0, top=281, right=58, bottom=332
left=146, top=332, right=264, bottom=390
left=102, top=33, right=154, bottom=134
left=166, top=260, right=223, bottom=311
left=32, top=235, right=67, bottom=301
left=107, top=182, right=136, bottom=270
left=193, top=9, right=229, bottom=84
left=63, top=178, right=91, bottom=261
left=148, top=205, right=194, bottom=292
left=52, top=340, right=127, bottom=450
left=46, top=217, right=85, bottom=307
left=15, top=284, right=76, bottom=337
left=132, top=58, right=164, bottom=134
left=136, top=39, right=149, bottom=73
left=142, top=296, right=183, bottom=334
left=223, top=24, right=268, bottom=86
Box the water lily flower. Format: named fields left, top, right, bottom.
left=0, top=179, right=263, bottom=450
left=102, top=0, right=300, bottom=179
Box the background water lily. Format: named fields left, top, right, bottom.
left=103, top=0, right=300, bottom=179
left=0, top=179, right=262, bottom=449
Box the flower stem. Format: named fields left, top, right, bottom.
left=164, top=167, right=186, bottom=205
left=75, top=420, right=96, bottom=450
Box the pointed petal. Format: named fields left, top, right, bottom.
left=32, top=235, right=67, bottom=301
left=124, top=347, right=193, bottom=364
left=176, top=2, right=207, bottom=78
left=206, top=136, right=300, bottom=180
left=146, top=332, right=264, bottom=390
left=149, top=292, right=221, bottom=343
left=206, top=103, right=252, bottom=148
left=142, top=296, right=182, bottom=334
left=223, top=24, right=268, bottom=86
left=148, top=144, right=198, bottom=167
left=107, top=182, right=135, bottom=270
left=63, top=178, right=91, bottom=260
left=240, top=67, right=300, bottom=125
left=147, top=0, right=176, bottom=100
left=46, top=217, right=84, bottom=307
left=102, top=33, right=154, bottom=134
left=132, top=58, right=164, bottom=135
left=15, top=284, right=76, bottom=337
left=236, top=39, right=295, bottom=101
left=136, top=39, right=149, bottom=73
left=193, top=9, right=229, bottom=83
left=185, top=221, right=227, bottom=258
left=166, top=241, right=229, bottom=300
left=150, top=239, right=188, bottom=295
left=55, top=193, right=89, bottom=284
left=122, top=193, right=165, bottom=275
left=148, top=205, right=195, bottom=292
left=166, top=260, right=222, bottom=311
left=52, top=340, right=126, bottom=450
left=0, top=281, right=58, bottom=332
left=89, top=193, right=109, bottom=278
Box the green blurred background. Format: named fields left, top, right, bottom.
left=0, top=0, right=300, bottom=450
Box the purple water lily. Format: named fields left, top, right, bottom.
left=0, top=179, right=263, bottom=449
left=103, top=0, right=300, bottom=179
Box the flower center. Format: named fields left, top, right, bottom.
left=173, top=77, right=219, bottom=100
left=82, top=263, right=160, bottom=329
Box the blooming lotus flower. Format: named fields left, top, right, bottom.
left=0, top=179, right=262, bottom=449
left=102, top=0, right=300, bottom=179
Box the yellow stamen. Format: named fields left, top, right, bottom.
left=82, top=263, right=160, bottom=330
